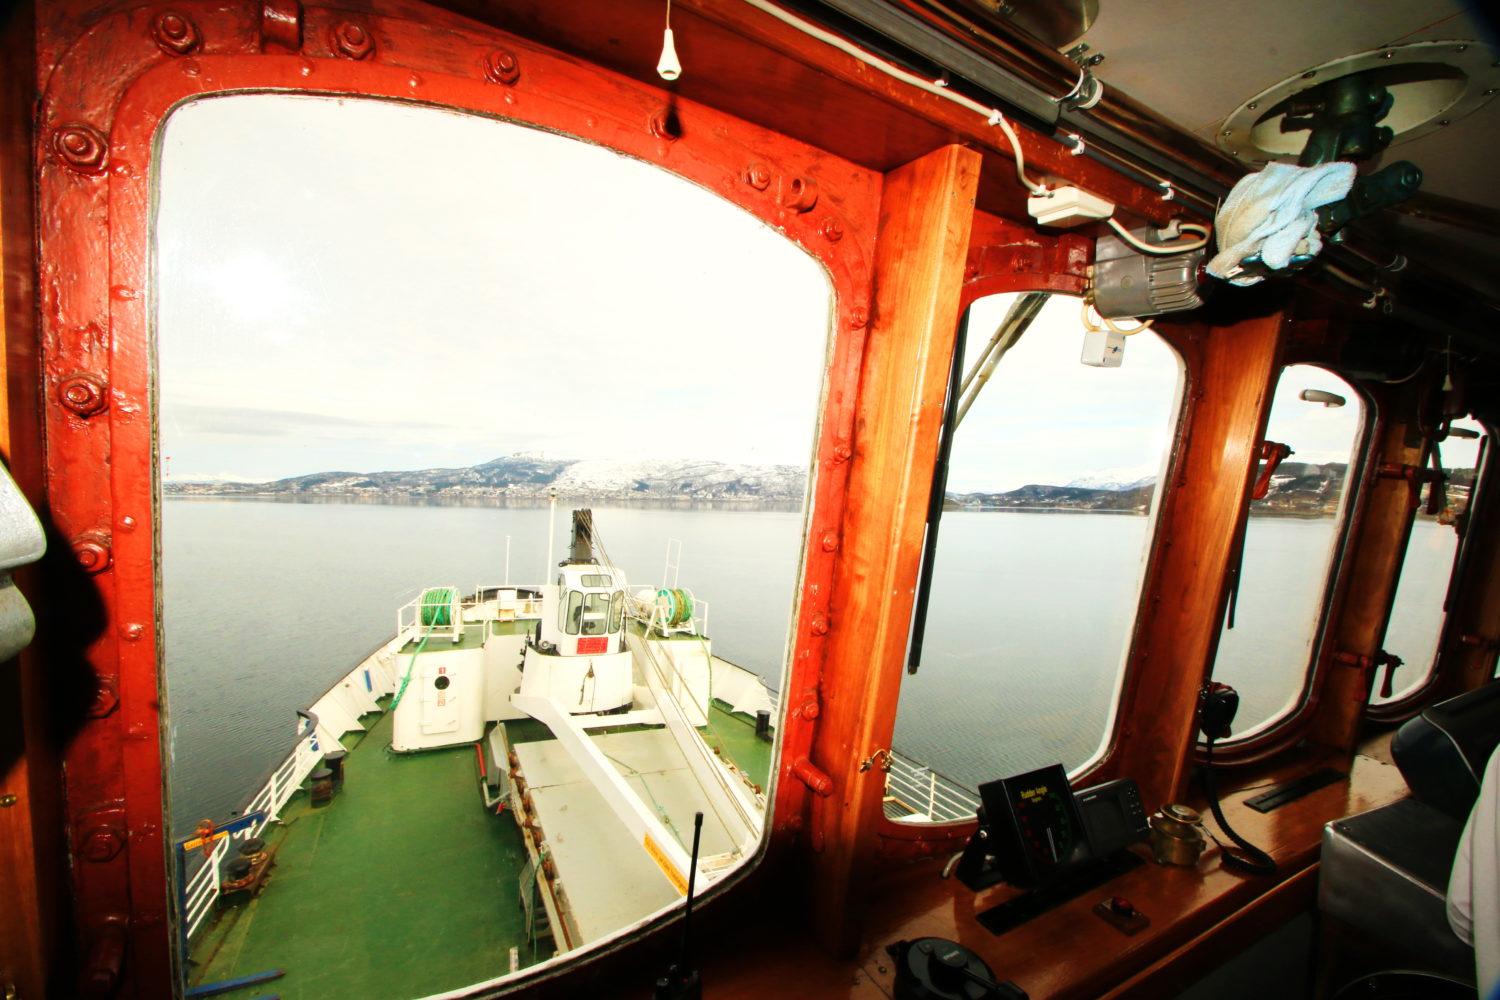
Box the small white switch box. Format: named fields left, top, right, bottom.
left=1081, top=328, right=1126, bottom=368
left=1029, top=186, right=1115, bottom=228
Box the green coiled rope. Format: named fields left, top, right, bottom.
left=657, top=588, right=693, bottom=628
left=419, top=587, right=456, bottom=627
left=391, top=588, right=456, bottom=711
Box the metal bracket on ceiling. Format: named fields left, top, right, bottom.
left=1055, top=64, right=1105, bottom=112
left=1061, top=42, right=1106, bottom=69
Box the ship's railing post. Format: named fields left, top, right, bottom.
left=267, top=769, right=281, bottom=821
left=882, top=750, right=979, bottom=822
left=180, top=828, right=234, bottom=944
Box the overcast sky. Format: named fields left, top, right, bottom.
left=155, top=94, right=1468, bottom=492
left=155, top=95, right=832, bottom=482
left=943, top=295, right=1393, bottom=494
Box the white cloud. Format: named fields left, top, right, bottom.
left=155, top=95, right=832, bottom=482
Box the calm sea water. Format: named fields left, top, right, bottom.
left=163, top=500, right=1456, bottom=837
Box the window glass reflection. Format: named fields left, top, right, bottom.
left=1374, top=418, right=1487, bottom=704
left=1212, top=365, right=1363, bottom=738
left=889, top=293, right=1182, bottom=821
left=156, top=94, right=829, bottom=996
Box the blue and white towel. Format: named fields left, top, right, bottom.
left=1206, top=161, right=1357, bottom=286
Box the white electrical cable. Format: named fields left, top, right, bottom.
left=739, top=0, right=1050, bottom=196
left=735, top=0, right=1212, bottom=236
left=1082, top=298, right=1153, bottom=336
left=1105, top=216, right=1210, bottom=255
left=988, top=111, right=1050, bottom=196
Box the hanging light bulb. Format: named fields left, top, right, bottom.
left=657, top=1, right=681, bottom=81
left=657, top=27, right=681, bottom=80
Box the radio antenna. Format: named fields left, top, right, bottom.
left=653, top=811, right=704, bottom=1000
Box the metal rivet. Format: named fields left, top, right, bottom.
left=1438, top=119, right=1451, bottom=126
left=0, top=794, right=17, bottom=807
left=848, top=306, right=868, bottom=330
left=53, top=125, right=109, bottom=174
left=483, top=47, right=520, bottom=85
left=833, top=443, right=853, bottom=462
left=1221, top=129, right=1233, bottom=136
left=121, top=623, right=145, bottom=642
left=821, top=531, right=838, bottom=552
left=1454, top=45, right=1468, bottom=53
left=820, top=218, right=844, bottom=242
left=331, top=19, right=374, bottom=60
left=1246, top=101, right=1258, bottom=110
left=59, top=373, right=109, bottom=417
left=744, top=162, right=772, bottom=191
left=1302, top=69, right=1318, bottom=79
left=79, top=826, right=126, bottom=862
left=88, top=678, right=119, bottom=719
left=1381, top=51, right=1395, bottom=59
left=152, top=10, right=201, bottom=55
left=1485, top=89, right=1496, bottom=96
left=72, top=532, right=112, bottom=575
left=810, top=614, right=829, bottom=636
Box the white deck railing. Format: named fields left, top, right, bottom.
left=883, top=753, right=980, bottom=823
left=180, top=639, right=406, bottom=947
left=179, top=711, right=329, bottom=944
left=396, top=586, right=545, bottom=644
left=748, top=675, right=979, bottom=823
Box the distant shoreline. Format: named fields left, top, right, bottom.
left=161, top=493, right=1347, bottom=519
left=162, top=493, right=805, bottom=513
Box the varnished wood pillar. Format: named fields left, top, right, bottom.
left=1109, top=308, right=1284, bottom=808
left=0, top=4, right=63, bottom=999
left=808, top=144, right=980, bottom=954
left=1311, top=391, right=1423, bottom=743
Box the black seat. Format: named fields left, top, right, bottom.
left=1319, top=683, right=1500, bottom=993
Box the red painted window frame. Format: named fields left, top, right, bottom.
left=35, top=2, right=880, bottom=991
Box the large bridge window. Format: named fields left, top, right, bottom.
left=1211, top=365, right=1364, bottom=738
left=1373, top=417, right=1488, bottom=705
left=889, top=292, right=1182, bottom=821
left=156, top=94, right=829, bottom=996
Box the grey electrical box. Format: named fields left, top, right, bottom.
left=1092, top=228, right=1206, bottom=319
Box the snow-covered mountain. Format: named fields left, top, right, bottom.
left=552, top=458, right=805, bottom=498
left=1065, top=469, right=1160, bottom=492
left=165, top=453, right=807, bottom=503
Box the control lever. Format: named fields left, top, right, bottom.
left=1377, top=651, right=1403, bottom=700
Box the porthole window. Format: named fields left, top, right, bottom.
left=156, top=93, right=831, bottom=996
left=889, top=292, right=1183, bottom=821
left=1210, top=365, right=1364, bottom=738
left=1373, top=418, right=1488, bottom=705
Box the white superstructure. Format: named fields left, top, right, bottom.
left=384, top=510, right=774, bottom=951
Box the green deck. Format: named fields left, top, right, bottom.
left=397, top=617, right=528, bottom=654
left=188, top=700, right=773, bottom=1000
left=702, top=700, right=774, bottom=790
left=188, top=710, right=532, bottom=1000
